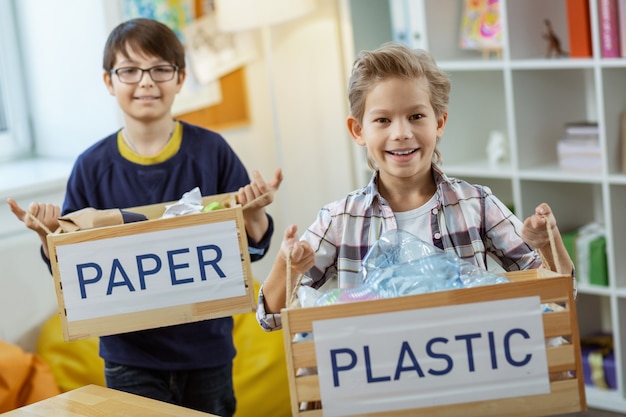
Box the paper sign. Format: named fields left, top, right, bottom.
left=56, top=219, right=245, bottom=321
left=313, top=296, right=549, bottom=417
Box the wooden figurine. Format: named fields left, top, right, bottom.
left=543, top=19, right=567, bottom=58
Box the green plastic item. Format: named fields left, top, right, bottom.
left=202, top=201, right=224, bottom=212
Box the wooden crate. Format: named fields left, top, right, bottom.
left=282, top=269, right=586, bottom=417
left=47, top=192, right=254, bottom=341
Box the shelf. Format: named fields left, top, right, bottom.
left=577, top=282, right=612, bottom=296
left=615, top=288, right=626, bottom=298
left=598, top=58, right=626, bottom=68
left=345, top=0, right=626, bottom=412
left=509, top=58, right=596, bottom=70
left=585, top=386, right=626, bottom=413
left=437, top=60, right=505, bottom=71
left=518, top=164, right=604, bottom=183
left=441, top=160, right=513, bottom=179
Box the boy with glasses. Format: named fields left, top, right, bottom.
left=8, top=18, right=280, bottom=416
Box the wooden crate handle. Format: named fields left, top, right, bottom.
left=540, top=217, right=563, bottom=275
left=285, top=249, right=304, bottom=308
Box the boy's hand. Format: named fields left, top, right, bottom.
left=7, top=198, right=60, bottom=236
left=521, top=202, right=557, bottom=249
left=281, top=225, right=315, bottom=274
left=262, top=224, right=315, bottom=314
left=238, top=168, right=283, bottom=243
left=238, top=168, right=283, bottom=211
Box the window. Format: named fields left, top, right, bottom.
left=0, top=0, right=31, bottom=162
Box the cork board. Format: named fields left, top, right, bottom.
left=177, top=0, right=250, bottom=131
left=177, top=68, right=250, bottom=131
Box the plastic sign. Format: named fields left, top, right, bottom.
left=56, top=220, right=245, bottom=321
left=313, top=296, right=550, bottom=417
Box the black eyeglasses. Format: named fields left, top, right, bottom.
left=111, top=65, right=178, bottom=84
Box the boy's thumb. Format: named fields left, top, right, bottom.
left=7, top=198, right=26, bottom=220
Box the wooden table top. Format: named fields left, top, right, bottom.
left=1, top=384, right=218, bottom=416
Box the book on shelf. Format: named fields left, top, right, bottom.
left=558, top=121, right=602, bottom=172
left=566, top=0, right=593, bottom=57
left=621, top=112, right=626, bottom=173
left=598, top=0, right=621, bottom=58
left=619, top=0, right=626, bottom=56
left=564, top=121, right=599, bottom=139
left=557, top=140, right=602, bottom=172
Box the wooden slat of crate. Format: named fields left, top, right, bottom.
left=282, top=269, right=586, bottom=417
left=290, top=379, right=582, bottom=417
left=47, top=192, right=255, bottom=341
left=127, top=193, right=237, bottom=220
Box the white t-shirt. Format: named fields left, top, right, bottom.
left=394, top=193, right=437, bottom=242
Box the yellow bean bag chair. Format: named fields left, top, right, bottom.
left=36, top=280, right=291, bottom=416
left=232, top=280, right=291, bottom=417
left=36, top=314, right=105, bottom=392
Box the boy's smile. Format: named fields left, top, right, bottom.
left=134, top=95, right=160, bottom=101
left=386, top=147, right=419, bottom=161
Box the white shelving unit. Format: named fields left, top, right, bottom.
left=340, top=0, right=626, bottom=412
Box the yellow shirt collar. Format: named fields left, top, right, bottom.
left=117, top=121, right=182, bottom=165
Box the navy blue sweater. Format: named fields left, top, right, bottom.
left=56, top=121, right=272, bottom=370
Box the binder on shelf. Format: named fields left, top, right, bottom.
left=619, top=0, right=626, bottom=56
left=598, top=0, right=621, bottom=58
left=621, top=112, right=626, bottom=173
left=566, top=0, right=593, bottom=57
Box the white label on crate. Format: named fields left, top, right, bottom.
left=56, top=220, right=245, bottom=321
left=313, top=296, right=549, bottom=417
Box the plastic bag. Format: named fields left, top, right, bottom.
left=313, top=230, right=508, bottom=307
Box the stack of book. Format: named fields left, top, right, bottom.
left=557, top=121, right=602, bottom=172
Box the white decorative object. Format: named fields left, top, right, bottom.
left=486, top=130, right=507, bottom=166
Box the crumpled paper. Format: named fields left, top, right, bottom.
left=57, top=208, right=148, bottom=232
left=161, top=187, right=204, bottom=218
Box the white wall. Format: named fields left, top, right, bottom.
left=1, top=0, right=357, bottom=351
left=227, top=0, right=357, bottom=277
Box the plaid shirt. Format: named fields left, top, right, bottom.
left=257, top=165, right=541, bottom=331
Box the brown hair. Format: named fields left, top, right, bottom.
left=347, top=43, right=451, bottom=166
left=102, top=18, right=186, bottom=72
